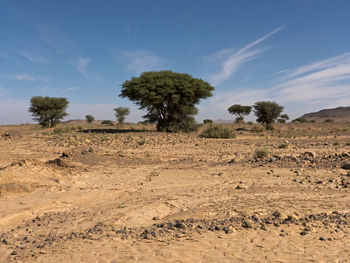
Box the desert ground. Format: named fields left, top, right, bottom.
left=0, top=122, right=349, bottom=262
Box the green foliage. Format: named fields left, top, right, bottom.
left=200, top=125, right=236, bottom=139
left=101, top=120, right=114, bottom=125
left=253, top=101, right=283, bottom=130
left=228, top=104, right=252, bottom=122
left=346, top=142, right=350, bottom=146
left=280, top=114, right=289, bottom=121
left=85, top=114, right=95, bottom=123
left=114, top=107, right=130, bottom=124
left=324, top=119, right=334, bottom=123
left=203, top=119, right=213, bottom=124
left=120, top=71, right=214, bottom=132
left=29, top=96, right=69, bottom=128
left=292, top=117, right=308, bottom=123
left=253, top=148, right=269, bottom=159
left=247, top=121, right=254, bottom=125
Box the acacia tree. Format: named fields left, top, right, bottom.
left=228, top=104, right=252, bottom=122
left=85, top=114, right=95, bottom=123
left=29, top=96, right=69, bottom=128
left=114, top=107, right=130, bottom=124
left=253, top=101, right=283, bottom=130
left=120, top=71, right=214, bottom=132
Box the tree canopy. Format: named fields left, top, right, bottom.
left=29, top=96, right=69, bottom=128
left=227, top=104, right=252, bottom=122
left=120, top=71, right=214, bottom=132
left=114, top=107, right=130, bottom=124
left=253, top=101, right=284, bottom=129
left=85, top=114, right=95, bottom=123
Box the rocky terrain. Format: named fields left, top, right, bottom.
left=0, top=122, right=349, bottom=262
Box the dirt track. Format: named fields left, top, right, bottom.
left=0, top=123, right=349, bottom=262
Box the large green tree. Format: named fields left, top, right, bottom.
left=227, top=104, right=252, bottom=122
left=253, top=101, right=284, bottom=130
left=114, top=107, right=130, bottom=124
left=120, top=71, right=214, bottom=132
left=29, top=96, right=69, bottom=128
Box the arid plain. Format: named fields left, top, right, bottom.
left=0, top=122, right=349, bottom=262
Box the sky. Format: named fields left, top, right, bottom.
left=1, top=0, right=350, bottom=124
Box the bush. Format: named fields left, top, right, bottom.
left=346, top=142, right=350, bottom=146
left=324, top=119, right=334, bottom=123
left=292, top=118, right=308, bottom=123
left=278, top=143, right=288, bottom=149
left=247, top=121, right=254, bottom=125
left=253, top=148, right=269, bottom=159
left=200, top=126, right=236, bottom=139
left=203, top=119, right=213, bottom=124
left=252, top=124, right=264, bottom=132
left=101, top=120, right=114, bottom=125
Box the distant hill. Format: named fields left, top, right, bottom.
left=300, top=107, right=350, bottom=122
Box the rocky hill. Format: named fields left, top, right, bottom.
left=301, top=106, right=350, bottom=122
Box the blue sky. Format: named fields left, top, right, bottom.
left=1, top=0, right=350, bottom=124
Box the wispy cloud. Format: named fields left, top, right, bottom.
left=19, top=50, right=49, bottom=63
left=208, top=26, right=284, bottom=86
left=124, top=50, right=162, bottom=74
left=16, top=73, right=35, bottom=81
left=60, top=86, right=79, bottom=94
left=275, top=52, right=350, bottom=106
left=74, top=57, right=90, bottom=77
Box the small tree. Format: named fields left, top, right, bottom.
left=253, top=101, right=283, bottom=130
left=120, top=71, right=214, bottom=132
left=29, top=96, right=69, bottom=128
left=228, top=104, right=252, bottom=122
left=85, top=114, right=95, bottom=123
left=114, top=107, right=130, bottom=125
left=277, top=113, right=289, bottom=123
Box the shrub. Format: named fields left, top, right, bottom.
left=203, top=119, right=213, bottom=124
left=252, top=124, right=264, bottom=132
left=346, top=142, right=350, bottom=146
left=278, top=143, right=288, bottom=149
left=200, top=126, right=236, bottom=139
left=333, top=142, right=340, bottom=146
left=253, top=148, right=269, bottom=159
left=292, top=118, right=308, bottom=123
left=247, top=121, right=254, bottom=125
left=101, top=120, right=114, bottom=125
left=324, top=119, right=334, bottom=123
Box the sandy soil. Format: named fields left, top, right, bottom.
left=0, top=123, right=349, bottom=262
